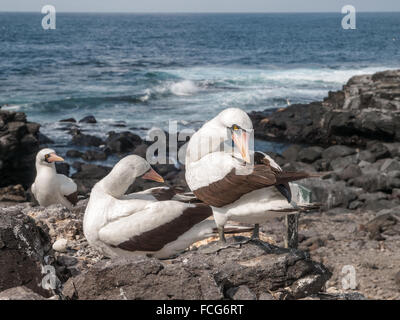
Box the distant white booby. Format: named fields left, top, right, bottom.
left=185, top=108, right=322, bottom=242
left=83, top=155, right=251, bottom=259
left=32, top=148, right=78, bottom=209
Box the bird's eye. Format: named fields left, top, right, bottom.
left=45, top=154, right=50, bottom=159
left=232, top=124, right=239, bottom=131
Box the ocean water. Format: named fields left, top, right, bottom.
left=1, top=12, right=399, bottom=156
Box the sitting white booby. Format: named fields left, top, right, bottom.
left=185, top=108, right=323, bottom=242
left=32, top=148, right=78, bottom=209
left=83, top=155, right=252, bottom=259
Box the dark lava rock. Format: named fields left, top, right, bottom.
left=0, top=207, right=52, bottom=297
left=38, top=132, right=54, bottom=145
left=299, top=179, right=361, bottom=209
left=367, top=142, right=391, bottom=160
left=282, top=145, right=302, bottom=161
left=0, top=286, right=46, bottom=300
left=298, top=146, right=323, bottom=163
left=72, top=164, right=111, bottom=195
left=249, top=69, right=400, bottom=147
left=0, top=184, right=27, bottom=202
left=299, top=236, right=327, bottom=252
left=105, top=131, right=142, bottom=154
left=71, top=132, right=104, bottom=147
left=132, top=143, right=148, bottom=158
left=282, top=161, right=316, bottom=173
left=63, top=238, right=331, bottom=300
left=337, top=164, right=362, bottom=181
left=322, top=145, right=356, bottom=161
left=304, top=292, right=367, bottom=300
left=81, top=150, right=108, bottom=161
left=60, top=118, right=77, bottom=123
left=55, top=162, right=70, bottom=177
left=0, top=110, right=40, bottom=188
left=66, top=150, right=84, bottom=158
left=358, top=149, right=376, bottom=163
left=226, top=285, right=256, bottom=300
left=361, top=212, right=398, bottom=240
left=57, top=255, right=78, bottom=267
left=351, top=171, right=400, bottom=193
left=330, top=154, right=358, bottom=171
left=380, top=158, right=400, bottom=172
left=79, top=115, right=97, bottom=124
left=112, top=121, right=127, bottom=128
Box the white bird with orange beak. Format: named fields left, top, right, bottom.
left=31, top=148, right=78, bottom=209
left=83, top=155, right=253, bottom=259
left=185, top=108, right=322, bottom=243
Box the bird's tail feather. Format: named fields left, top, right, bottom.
left=212, top=225, right=254, bottom=234
left=268, top=202, right=322, bottom=213
left=277, top=171, right=331, bottom=184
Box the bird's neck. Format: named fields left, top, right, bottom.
left=36, top=163, right=56, bottom=177
left=186, top=124, right=227, bottom=165
left=101, top=171, right=135, bottom=198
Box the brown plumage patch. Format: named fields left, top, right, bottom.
left=194, top=157, right=318, bottom=208
left=194, top=165, right=277, bottom=207
left=149, top=187, right=202, bottom=203
left=117, top=203, right=213, bottom=252
left=65, top=192, right=78, bottom=206
left=150, top=187, right=177, bottom=201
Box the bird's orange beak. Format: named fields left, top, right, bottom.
left=47, top=153, right=64, bottom=163
left=232, top=130, right=251, bottom=163
left=142, top=168, right=165, bottom=183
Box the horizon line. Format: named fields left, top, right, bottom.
left=0, top=10, right=400, bottom=14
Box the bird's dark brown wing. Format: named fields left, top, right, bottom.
left=149, top=187, right=202, bottom=203
left=65, top=192, right=78, bottom=206
left=254, top=151, right=293, bottom=203
left=149, top=187, right=177, bottom=201
left=116, top=203, right=213, bottom=252
left=193, top=165, right=277, bottom=207
left=193, top=151, right=322, bottom=207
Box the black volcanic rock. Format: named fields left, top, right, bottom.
left=66, top=150, right=84, bottom=158
left=79, top=115, right=97, bottom=124
left=0, top=286, right=46, bottom=300
left=0, top=184, right=27, bottom=202
left=60, top=118, right=77, bottom=123
left=105, top=131, right=142, bottom=154
left=0, top=110, right=40, bottom=188
left=38, top=132, right=54, bottom=145
left=71, top=163, right=111, bottom=195
left=249, top=69, right=400, bottom=147
left=63, top=238, right=332, bottom=300
left=0, top=206, right=53, bottom=297
left=55, top=162, right=70, bottom=177
left=81, top=150, right=108, bottom=161
left=298, top=146, right=323, bottom=163
left=71, top=132, right=104, bottom=147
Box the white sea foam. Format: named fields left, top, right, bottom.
left=1, top=104, right=22, bottom=111
left=161, top=66, right=393, bottom=86
left=170, top=80, right=199, bottom=96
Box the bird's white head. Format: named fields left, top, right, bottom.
left=215, top=108, right=253, bottom=132
left=101, top=155, right=164, bottom=197
left=214, top=108, right=253, bottom=163
left=186, top=108, right=253, bottom=165
left=35, top=148, right=64, bottom=169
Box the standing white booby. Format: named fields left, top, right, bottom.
left=32, top=148, right=78, bottom=209
left=185, top=108, right=323, bottom=242
left=83, top=155, right=252, bottom=259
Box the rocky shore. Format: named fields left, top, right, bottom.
left=1, top=69, right=400, bottom=300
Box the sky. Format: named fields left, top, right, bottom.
left=1, top=0, right=399, bottom=13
